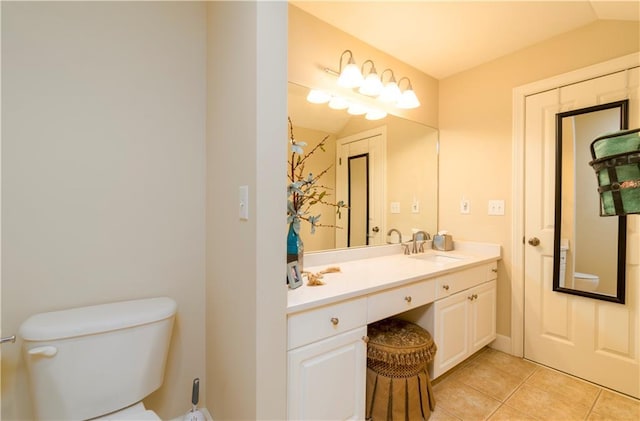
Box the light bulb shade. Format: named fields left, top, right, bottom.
left=396, top=89, right=420, bottom=109
left=365, top=109, right=387, bottom=120
left=347, top=103, right=368, bottom=115
left=358, top=73, right=383, bottom=96
left=306, top=89, right=331, bottom=104
left=338, top=63, right=363, bottom=88
left=328, top=96, right=350, bottom=110
left=379, top=81, right=401, bottom=103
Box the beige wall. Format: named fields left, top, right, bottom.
left=206, top=2, right=287, bottom=420
left=1, top=2, right=206, bottom=419
left=288, top=4, right=439, bottom=129
left=439, top=20, right=640, bottom=337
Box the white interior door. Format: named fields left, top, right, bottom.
left=524, top=68, right=640, bottom=398
left=335, top=128, right=386, bottom=249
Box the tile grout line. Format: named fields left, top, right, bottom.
left=585, top=388, right=603, bottom=420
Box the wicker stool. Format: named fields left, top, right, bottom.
left=366, top=318, right=437, bottom=421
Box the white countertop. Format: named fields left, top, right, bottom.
left=287, top=241, right=501, bottom=314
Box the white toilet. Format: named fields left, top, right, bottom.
left=559, top=242, right=599, bottom=292
left=573, top=271, right=600, bottom=292
left=19, top=297, right=177, bottom=421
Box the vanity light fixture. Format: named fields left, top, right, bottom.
left=306, top=89, right=331, bottom=104
left=379, top=69, right=402, bottom=103
left=358, top=60, right=384, bottom=97
left=337, top=50, right=364, bottom=89
left=326, top=50, right=421, bottom=111
left=328, top=96, right=350, bottom=110
left=305, top=88, right=387, bottom=120
left=396, top=77, right=420, bottom=109
left=347, top=103, right=368, bottom=115
left=365, top=109, right=387, bottom=121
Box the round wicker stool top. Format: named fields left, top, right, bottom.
left=367, top=318, right=437, bottom=374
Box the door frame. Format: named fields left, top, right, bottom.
left=511, top=52, right=639, bottom=357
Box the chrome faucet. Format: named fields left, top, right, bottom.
left=386, top=228, right=402, bottom=244
left=412, top=231, right=430, bottom=254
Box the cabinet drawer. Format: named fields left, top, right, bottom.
left=487, top=261, right=498, bottom=280
left=436, top=264, right=487, bottom=298
left=288, top=298, right=367, bottom=350
left=367, top=279, right=436, bottom=323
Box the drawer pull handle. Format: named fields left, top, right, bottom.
left=330, top=317, right=339, bottom=326
left=404, top=296, right=412, bottom=303
left=442, top=284, right=450, bottom=291
left=491, top=268, right=498, bottom=273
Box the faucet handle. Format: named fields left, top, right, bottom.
left=401, top=243, right=411, bottom=255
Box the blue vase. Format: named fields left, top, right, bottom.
left=287, top=223, right=304, bottom=272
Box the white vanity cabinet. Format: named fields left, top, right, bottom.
left=287, top=298, right=368, bottom=420
left=427, top=263, right=497, bottom=379
left=287, top=247, right=501, bottom=420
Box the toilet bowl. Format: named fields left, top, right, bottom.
left=559, top=241, right=599, bottom=292
left=95, top=402, right=160, bottom=420
left=574, top=272, right=600, bottom=292
left=19, top=297, right=176, bottom=421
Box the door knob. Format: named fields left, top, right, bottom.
left=528, top=237, right=540, bottom=246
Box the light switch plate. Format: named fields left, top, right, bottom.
left=390, top=202, right=400, bottom=214
left=460, top=200, right=470, bottom=214
left=239, top=185, right=249, bottom=220
left=488, top=199, right=505, bottom=215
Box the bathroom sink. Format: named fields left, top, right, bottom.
left=410, top=253, right=464, bottom=264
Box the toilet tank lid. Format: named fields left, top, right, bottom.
left=19, top=297, right=177, bottom=341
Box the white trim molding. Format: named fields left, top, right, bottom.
left=511, top=52, right=640, bottom=358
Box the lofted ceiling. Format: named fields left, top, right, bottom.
left=292, top=1, right=640, bottom=79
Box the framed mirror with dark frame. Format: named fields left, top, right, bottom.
left=553, top=99, right=628, bottom=304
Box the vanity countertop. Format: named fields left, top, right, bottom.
left=287, top=241, right=501, bottom=314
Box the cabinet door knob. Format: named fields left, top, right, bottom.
left=442, top=284, right=450, bottom=291
left=468, top=295, right=474, bottom=301
left=473, top=294, right=478, bottom=299
left=330, top=317, right=339, bottom=326
left=404, top=296, right=412, bottom=303
left=491, top=268, right=498, bottom=273
left=362, top=335, right=369, bottom=343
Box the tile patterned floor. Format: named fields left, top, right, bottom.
left=430, top=348, right=640, bottom=421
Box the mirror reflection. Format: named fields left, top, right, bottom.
left=553, top=100, right=628, bottom=303
left=288, top=82, right=438, bottom=252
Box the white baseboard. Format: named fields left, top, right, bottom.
left=489, top=334, right=512, bottom=354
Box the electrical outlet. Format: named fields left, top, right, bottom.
left=488, top=199, right=505, bottom=215
left=460, top=200, right=470, bottom=214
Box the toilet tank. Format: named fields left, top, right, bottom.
left=19, top=297, right=177, bottom=421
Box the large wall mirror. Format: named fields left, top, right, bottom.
left=288, top=82, right=438, bottom=253
left=553, top=100, right=628, bottom=304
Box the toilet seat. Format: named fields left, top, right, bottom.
left=575, top=271, right=598, bottom=280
